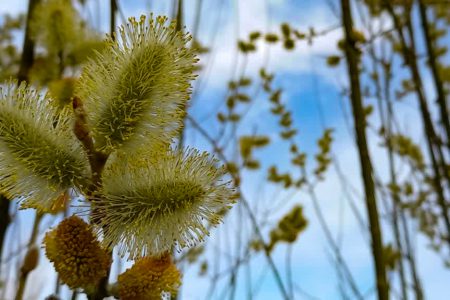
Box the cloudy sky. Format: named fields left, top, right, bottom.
left=1, top=0, right=449, bottom=299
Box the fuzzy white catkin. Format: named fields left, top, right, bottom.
left=92, top=148, right=234, bottom=259
left=77, top=15, right=198, bottom=153
left=0, top=82, right=90, bottom=211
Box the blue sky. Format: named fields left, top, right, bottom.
left=1, top=0, right=449, bottom=299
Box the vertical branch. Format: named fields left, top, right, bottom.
left=340, top=0, right=388, bottom=299
left=418, top=0, right=450, bottom=154
left=175, top=0, right=183, bottom=32
left=17, top=0, right=40, bottom=83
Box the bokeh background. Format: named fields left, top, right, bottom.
left=1, top=0, right=450, bottom=299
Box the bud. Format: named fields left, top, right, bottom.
left=21, top=246, right=39, bottom=274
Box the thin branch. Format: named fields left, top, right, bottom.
left=340, top=0, right=388, bottom=298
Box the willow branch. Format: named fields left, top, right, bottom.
left=340, top=0, right=388, bottom=298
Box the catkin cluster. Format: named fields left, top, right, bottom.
left=0, top=15, right=234, bottom=297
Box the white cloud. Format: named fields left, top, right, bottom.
left=191, top=0, right=344, bottom=91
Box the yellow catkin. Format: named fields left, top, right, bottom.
left=93, top=149, right=234, bottom=258
left=118, top=253, right=181, bottom=300
left=77, top=15, right=197, bottom=153
left=43, top=216, right=111, bottom=289
left=0, top=82, right=90, bottom=212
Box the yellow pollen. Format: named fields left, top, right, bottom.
left=43, top=216, right=111, bottom=289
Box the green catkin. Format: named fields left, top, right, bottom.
left=0, top=82, right=90, bottom=211
left=92, top=148, right=234, bottom=258
left=77, top=15, right=198, bottom=153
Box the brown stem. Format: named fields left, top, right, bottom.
left=340, top=0, right=388, bottom=299
left=72, top=97, right=108, bottom=189
left=72, top=97, right=111, bottom=300
left=175, top=0, right=183, bottom=31
left=17, top=0, right=41, bottom=83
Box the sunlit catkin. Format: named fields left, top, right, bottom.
left=44, top=216, right=111, bottom=289
left=77, top=15, right=197, bottom=153
left=118, top=253, right=181, bottom=300
left=0, top=83, right=90, bottom=211
left=92, top=149, right=234, bottom=258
